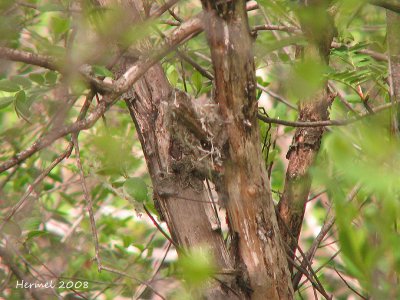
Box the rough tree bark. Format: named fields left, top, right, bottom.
left=387, top=10, right=400, bottom=134
left=201, top=1, right=293, bottom=299
left=100, top=0, right=294, bottom=299
left=277, top=0, right=335, bottom=268
left=98, top=0, right=248, bottom=298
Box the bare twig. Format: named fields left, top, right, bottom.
left=134, top=242, right=171, bottom=299
left=292, top=184, right=361, bottom=290
left=331, top=42, right=388, bottom=62
left=253, top=24, right=299, bottom=33
left=92, top=231, right=158, bottom=300
left=100, top=265, right=166, bottom=300
left=257, top=83, right=298, bottom=110
left=0, top=166, right=18, bottom=192
left=258, top=102, right=397, bottom=127
left=284, top=250, right=330, bottom=300
left=333, top=267, right=368, bottom=299
left=275, top=207, right=332, bottom=300
left=328, top=82, right=359, bottom=114
left=26, top=246, right=88, bottom=299
left=72, top=135, right=102, bottom=271
left=0, top=92, right=95, bottom=228
left=0, top=143, right=74, bottom=231
left=143, top=204, right=179, bottom=250
left=0, top=246, right=49, bottom=300
left=151, top=0, right=180, bottom=18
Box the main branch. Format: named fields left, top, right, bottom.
left=201, top=1, right=293, bottom=299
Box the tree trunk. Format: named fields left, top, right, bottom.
left=277, top=0, right=335, bottom=269
left=102, top=1, right=245, bottom=298
left=123, top=61, right=241, bottom=299
left=201, top=1, right=293, bottom=299
left=100, top=0, right=295, bottom=298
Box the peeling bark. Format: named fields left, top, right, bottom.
left=121, top=45, right=242, bottom=300
left=277, top=0, right=335, bottom=269
left=95, top=1, right=245, bottom=298
left=201, top=1, right=293, bottom=299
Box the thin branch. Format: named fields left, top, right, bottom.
left=0, top=92, right=107, bottom=173
left=328, top=82, right=359, bottom=114
left=134, top=242, right=171, bottom=299
left=257, top=102, right=397, bottom=127
left=143, top=204, right=179, bottom=250
left=0, top=46, right=56, bottom=70
left=0, top=166, right=18, bottom=192
left=151, top=0, right=180, bottom=18
left=307, top=190, right=326, bottom=203
left=314, top=250, right=341, bottom=275
left=0, top=246, right=46, bottom=300
left=0, top=92, right=95, bottom=228
left=100, top=265, right=166, bottom=300
left=284, top=250, right=330, bottom=300
left=253, top=24, right=299, bottom=33
left=292, top=184, right=361, bottom=290
left=0, top=143, right=74, bottom=231
left=370, top=0, right=400, bottom=14
left=0, top=13, right=204, bottom=95
left=72, top=135, right=102, bottom=271
left=92, top=231, right=158, bottom=300
left=257, top=83, right=298, bottom=110
left=333, top=267, right=368, bottom=299
left=275, top=207, right=332, bottom=299
left=331, top=42, right=388, bottom=62
left=26, top=246, right=88, bottom=299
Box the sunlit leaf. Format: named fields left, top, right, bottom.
left=0, top=79, right=20, bottom=92
left=178, top=248, right=216, bottom=286
left=123, top=177, right=148, bottom=203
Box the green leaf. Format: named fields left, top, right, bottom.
left=12, top=75, right=32, bottom=88
left=267, top=149, right=278, bottom=164
left=0, top=79, right=20, bottom=92
left=123, top=177, right=148, bottom=203
left=192, top=71, right=203, bottom=94
left=26, top=230, right=49, bottom=240
left=45, top=71, right=58, bottom=85
left=92, top=65, right=113, bottom=78
left=50, top=16, right=70, bottom=41
left=29, top=73, right=45, bottom=85
left=0, top=96, right=13, bottom=109
left=14, top=90, right=31, bottom=119
left=167, top=66, right=179, bottom=86
left=179, top=248, right=216, bottom=286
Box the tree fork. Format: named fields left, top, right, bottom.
left=100, top=1, right=246, bottom=298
